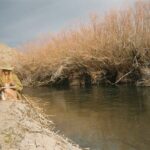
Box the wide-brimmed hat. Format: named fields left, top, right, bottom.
left=0, top=64, right=14, bottom=71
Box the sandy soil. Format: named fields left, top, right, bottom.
left=0, top=100, right=82, bottom=150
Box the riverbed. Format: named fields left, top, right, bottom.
left=24, top=86, right=150, bottom=150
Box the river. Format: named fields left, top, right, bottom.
left=24, top=86, right=150, bottom=150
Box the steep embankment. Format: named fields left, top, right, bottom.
left=0, top=100, right=81, bottom=150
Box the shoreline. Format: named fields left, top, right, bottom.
left=0, top=99, right=82, bottom=150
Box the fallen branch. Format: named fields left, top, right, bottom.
left=114, top=69, right=134, bottom=85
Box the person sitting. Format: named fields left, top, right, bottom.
left=0, top=65, right=23, bottom=100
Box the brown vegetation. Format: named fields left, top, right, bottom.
left=15, top=1, right=150, bottom=87
left=0, top=43, right=17, bottom=66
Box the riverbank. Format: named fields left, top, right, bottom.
left=0, top=1, right=149, bottom=88
left=0, top=99, right=82, bottom=150
left=13, top=1, right=150, bottom=88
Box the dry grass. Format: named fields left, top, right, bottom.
left=16, top=1, right=150, bottom=86
left=0, top=43, right=17, bottom=66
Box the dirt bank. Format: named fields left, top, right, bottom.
left=0, top=100, right=82, bottom=150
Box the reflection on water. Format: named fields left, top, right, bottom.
left=24, top=86, right=150, bottom=150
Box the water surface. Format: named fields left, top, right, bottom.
left=24, top=86, right=150, bottom=150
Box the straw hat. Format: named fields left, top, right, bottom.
left=0, top=64, right=14, bottom=71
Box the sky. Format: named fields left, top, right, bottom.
left=0, top=0, right=134, bottom=47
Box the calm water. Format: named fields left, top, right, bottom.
left=24, top=86, right=150, bottom=150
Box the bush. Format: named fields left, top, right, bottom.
left=16, top=1, right=150, bottom=86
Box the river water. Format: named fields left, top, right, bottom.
left=24, top=86, right=150, bottom=150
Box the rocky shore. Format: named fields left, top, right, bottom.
left=0, top=100, right=81, bottom=150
